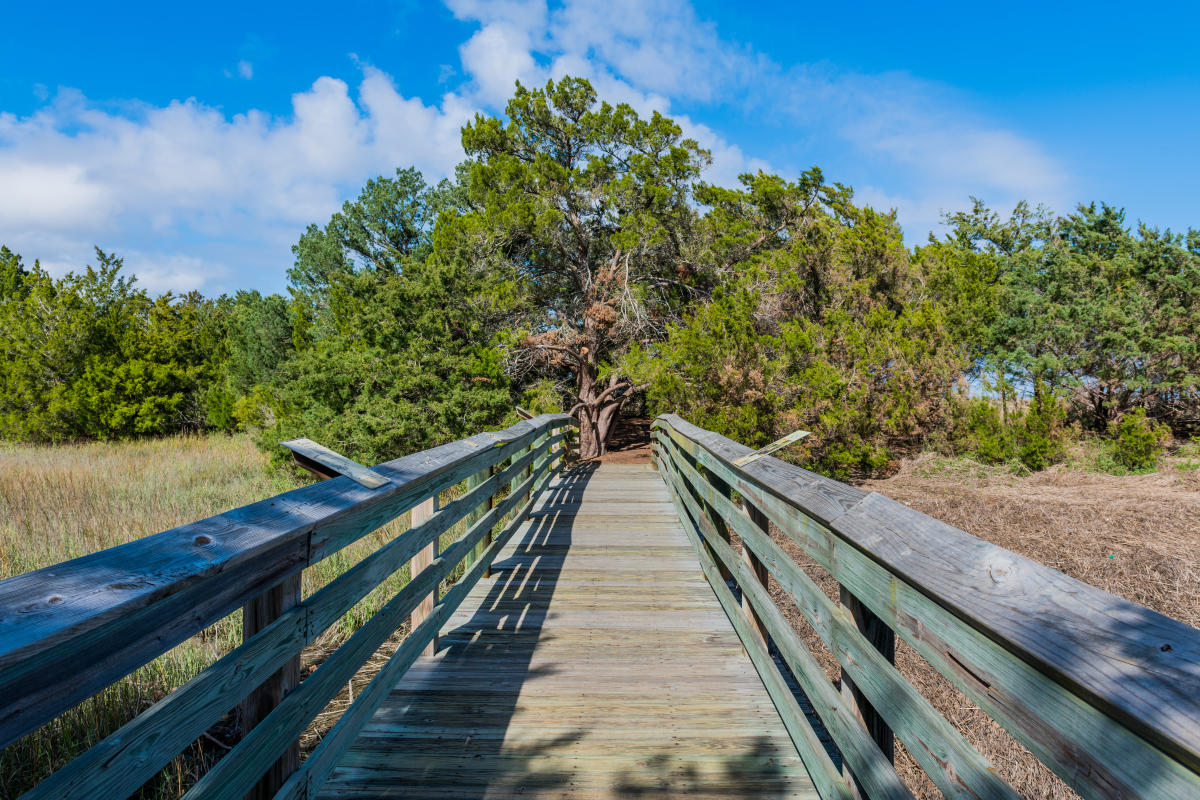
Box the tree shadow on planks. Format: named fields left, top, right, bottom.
left=611, top=736, right=799, bottom=799
left=316, top=463, right=600, bottom=798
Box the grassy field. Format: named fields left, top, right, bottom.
left=0, top=434, right=430, bottom=799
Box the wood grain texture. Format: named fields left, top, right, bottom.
left=0, top=414, right=571, bottom=748
left=407, top=496, right=439, bottom=657
left=282, top=460, right=566, bottom=800
left=657, top=456, right=854, bottom=800
left=657, top=449, right=912, bottom=800
left=185, top=455, right=567, bottom=800
left=653, top=431, right=1022, bottom=800
left=239, top=573, right=302, bottom=800
left=278, top=439, right=390, bottom=489
left=19, top=471, right=502, bottom=800
left=838, top=586, right=894, bottom=800
left=655, top=416, right=1200, bottom=800
left=315, top=463, right=819, bottom=800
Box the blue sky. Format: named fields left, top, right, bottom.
left=2, top=0, right=1198, bottom=295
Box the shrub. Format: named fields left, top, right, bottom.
left=1017, top=385, right=1065, bottom=471
left=1110, top=408, right=1170, bottom=470
left=966, top=399, right=1014, bottom=464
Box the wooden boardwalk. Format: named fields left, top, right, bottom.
left=318, top=462, right=818, bottom=799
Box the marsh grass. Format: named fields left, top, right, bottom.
left=0, top=434, right=486, bottom=799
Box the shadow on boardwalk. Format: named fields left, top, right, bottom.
left=318, top=463, right=807, bottom=799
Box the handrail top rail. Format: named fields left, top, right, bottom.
left=0, top=412, right=574, bottom=668
left=653, top=413, right=1200, bottom=770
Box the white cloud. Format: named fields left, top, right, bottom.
left=447, top=0, right=1068, bottom=240
left=448, top=0, right=770, bottom=186
left=459, top=22, right=545, bottom=107
left=0, top=0, right=1070, bottom=293
left=775, top=67, right=1069, bottom=237
left=0, top=73, right=472, bottom=293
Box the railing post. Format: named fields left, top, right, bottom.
left=239, top=572, right=302, bottom=800
left=519, top=439, right=536, bottom=508
left=468, top=465, right=496, bottom=577
left=700, top=467, right=734, bottom=582
left=839, top=587, right=895, bottom=798
left=407, top=495, right=439, bottom=656
left=740, top=502, right=772, bottom=648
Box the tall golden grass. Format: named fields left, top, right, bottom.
left=0, top=434, right=426, bottom=799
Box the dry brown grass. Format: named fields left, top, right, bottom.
left=761, top=446, right=1200, bottom=799
left=0, top=435, right=435, bottom=799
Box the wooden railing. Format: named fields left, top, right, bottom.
left=0, top=413, right=574, bottom=800
left=652, top=414, right=1200, bottom=800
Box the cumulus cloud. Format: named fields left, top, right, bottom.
left=0, top=0, right=1069, bottom=293
left=0, top=73, right=473, bottom=293
left=447, top=0, right=768, bottom=184
left=447, top=0, right=1068, bottom=238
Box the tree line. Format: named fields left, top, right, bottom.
left=2, top=77, right=1197, bottom=475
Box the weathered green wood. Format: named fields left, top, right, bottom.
left=317, top=459, right=817, bottom=800
left=16, top=443, right=556, bottom=800
left=277, top=438, right=390, bottom=489
left=0, top=414, right=570, bottom=749
left=657, top=445, right=913, bottom=800
left=463, top=465, right=493, bottom=572
left=655, top=417, right=1200, bottom=800
left=655, top=432, right=1021, bottom=800
left=183, top=455, right=563, bottom=800
left=239, top=572, right=302, bottom=800
left=407, top=495, right=439, bottom=657
left=839, top=584, right=895, bottom=800
left=657, top=452, right=854, bottom=800
left=282, top=460, right=566, bottom=800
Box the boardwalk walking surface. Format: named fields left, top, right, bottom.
left=318, top=462, right=818, bottom=799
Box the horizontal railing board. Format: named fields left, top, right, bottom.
left=830, top=491, right=1200, bottom=770
left=182, top=447, right=565, bottom=800
left=656, top=449, right=855, bottom=800
left=17, top=432, right=564, bottom=800
left=656, top=414, right=866, bottom=525
left=655, top=432, right=1020, bottom=800
left=656, top=444, right=912, bottom=800
left=654, top=416, right=1200, bottom=763
left=0, top=413, right=571, bottom=749
left=662, top=427, right=1200, bottom=800
left=279, top=461, right=566, bottom=800
left=655, top=415, right=1200, bottom=800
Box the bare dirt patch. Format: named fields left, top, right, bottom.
left=595, top=417, right=652, bottom=464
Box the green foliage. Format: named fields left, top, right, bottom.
left=0, top=246, right=32, bottom=300
left=631, top=172, right=962, bottom=478
left=944, top=201, right=1200, bottom=432
left=1109, top=408, right=1170, bottom=471
left=1017, top=384, right=1066, bottom=471
left=938, top=387, right=1066, bottom=472
left=961, top=398, right=1014, bottom=464
left=262, top=266, right=512, bottom=465
left=0, top=249, right=222, bottom=441
left=263, top=170, right=514, bottom=465
left=290, top=167, right=446, bottom=297
left=520, top=379, right=565, bottom=416
left=4, top=78, right=1197, bottom=488
left=455, top=76, right=710, bottom=456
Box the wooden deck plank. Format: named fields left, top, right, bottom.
left=318, top=463, right=818, bottom=800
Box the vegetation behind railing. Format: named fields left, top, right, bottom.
left=652, top=413, right=1200, bottom=800
left=0, top=413, right=574, bottom=800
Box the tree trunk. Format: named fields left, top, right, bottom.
left=573, top=360, right=628, bottom=460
